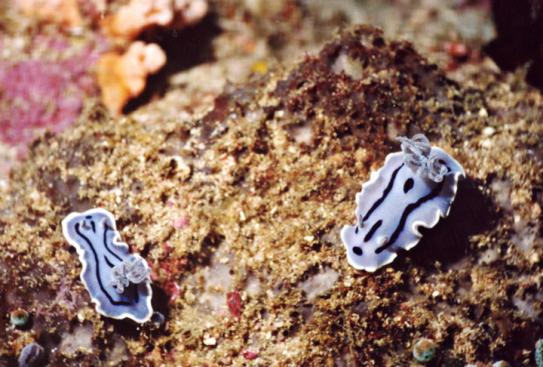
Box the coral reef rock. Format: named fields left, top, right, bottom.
left=1, top=25, right=543, bottom=366
left=97, top=41, right=166, bottom=115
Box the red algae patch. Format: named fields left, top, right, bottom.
left=226, top=290, right=243, bottom=318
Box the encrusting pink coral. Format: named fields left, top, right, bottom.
left=0, top=37, right=104, bottom=155
left=97, top=0, right=207, bottom=114
left=102, top=0, right=208, bottom=41
left=120, top=42, right=166, bottom=94
left=96, top=41, right=166, bottom=115
left=172, top=0, right=208, bottom=28
left=102, top=0, right=174, bottom=40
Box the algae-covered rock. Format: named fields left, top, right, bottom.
left=1, top=25, right=543, bottom=366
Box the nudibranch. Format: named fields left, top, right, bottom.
left=341, top=134, right=464, bottom=272
left=62, top=208, right=153, bottom=322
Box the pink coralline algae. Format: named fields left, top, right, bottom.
left=172, top=215, right=190, bottom=229
left=155, top=242, right=186, bottom=303
left=242, top=350, right=259, bottom=361
left=163, top=281, right=181, bottom=303
left=0, top=38, right=105, bottom=155
left=102, top=0, right=208, bottom=41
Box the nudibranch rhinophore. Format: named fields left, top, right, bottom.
left=62, top=208, right=153, bottom=322
left=341, top=134, right=465, bottom=272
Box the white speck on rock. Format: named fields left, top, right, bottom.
left=187, top=243, right=233, bottom=314
left=105, top=337, right=128, bottom=366
left=511, top=223, right=537, bottom=253
left=478, top=248, right=499, bottom=265
left=490, top=179, right=512, bottom=211
left=478, top=108, right=488, bottom=117
left=290, top=123, right=313, bottom=145
left=512, top=296, right=539, bottom=320
left=482, top=126, right=495, bottom=136
left=298, top=267, right=339, bottom=301
left=59, top=325, right=94, bottom=356
left=203, top=335, right=217, bottom=346
left=332, top=52, right=363, bottom=79
left=245, top=274, right=261, bottom=297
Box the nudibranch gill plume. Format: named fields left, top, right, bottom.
left=62, top=208, right=153, bottom=323
left=341, top=134, right=465, bottom=272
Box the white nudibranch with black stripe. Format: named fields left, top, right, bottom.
left=341, top=134, right=464, bottom=272
left=62, top=208, right=153, bottom=322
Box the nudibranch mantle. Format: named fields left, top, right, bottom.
left=62, top=208, right=153, bottom=322
left=341, top=134, right=464, bottom=272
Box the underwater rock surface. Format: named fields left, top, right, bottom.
left=1, top=25, right=543, bottom=366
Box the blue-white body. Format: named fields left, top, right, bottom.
left=62, top=208, right=153, bottom=322
left=341, top=140, right=464, bottom=272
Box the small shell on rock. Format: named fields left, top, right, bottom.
left=18, top=342, right=44, bottom=367
left=149, top=311, right=166, bottom=328
left=10, top=308, right=30, bottom=328
left=536, top=339, right=543, bottom=367
left=412, top=338, right=437, bottom=363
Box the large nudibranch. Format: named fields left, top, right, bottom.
left=341, top=134, right=465, bottom=272
left=62, top=208, right=153, bottom=322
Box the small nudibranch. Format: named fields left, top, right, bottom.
left=341, top=134, right=465, bottom=272
left=62, top=208, right=153, bottom=322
